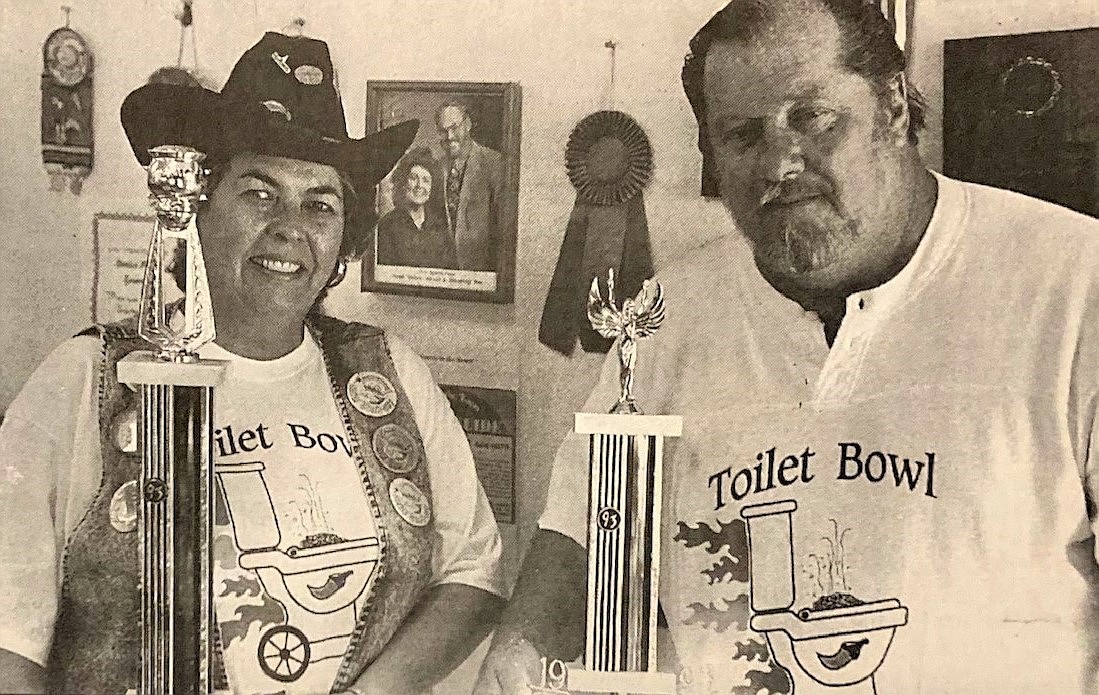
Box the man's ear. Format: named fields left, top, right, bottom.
left=883, top=72, right=911, bottom=147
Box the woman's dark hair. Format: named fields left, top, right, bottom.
left=389, top=146, right=440, bottom=211
left=681, top=0, right=926, bottom=144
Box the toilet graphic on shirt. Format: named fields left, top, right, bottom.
left=674, top=500, right=908, bottom=695
left=213, top=461, right=380, bottom=687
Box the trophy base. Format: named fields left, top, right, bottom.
left=118, top=351, right=227, bottom=387
left=574, top=412, right=682, bottom=437
left=562, top=667, right=676, bottom=695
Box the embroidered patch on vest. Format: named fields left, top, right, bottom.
left=113, top=408, right=138, bottom=453
left=388, top=478, right=431, bottom=527
left=346, top=371, right=397, bottom=418
left=371, top=423, right=422, bottom=474
left=108, top=480, right=139, bottom=533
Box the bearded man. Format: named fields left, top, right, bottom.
left=475, top=1, right=1099, bottom=693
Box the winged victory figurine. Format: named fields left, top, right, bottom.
left=588, top=268, right=666, bottom=414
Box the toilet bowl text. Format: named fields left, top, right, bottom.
left=708, top=441, right=937, bottom=510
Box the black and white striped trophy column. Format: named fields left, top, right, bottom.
left=117, top=145, right=226, bottom=695
left=554, top=270, right=680, bottom=695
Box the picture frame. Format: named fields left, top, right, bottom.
left=91, top=212, right=155, bottom=324
left=439, top=385, right=517, bottom=524
left=362, top=80, right=522, bottom=304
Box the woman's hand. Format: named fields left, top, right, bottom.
left=472, top=633, right=542, bottom=695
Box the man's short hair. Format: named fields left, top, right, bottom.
left=682, top=0, right=926, bottom=145
left=434, top=100, right=473, bottom=128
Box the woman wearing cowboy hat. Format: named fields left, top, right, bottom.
left=0, top=33, right=505, bottom=695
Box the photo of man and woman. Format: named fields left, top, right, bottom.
left=364, top=82, right=520, bottom=303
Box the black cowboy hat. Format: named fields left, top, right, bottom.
left=121, top=32, right=417, bottom=232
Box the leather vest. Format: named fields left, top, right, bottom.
left=47, top=315, right=435, bottom=694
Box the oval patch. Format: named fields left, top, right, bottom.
left=109, top=480, right=139, bottom=533
left=295, top=64, right=324, bottom=86
left=113, top=408, right=138, bottom=454
left=371, top=423, right=422, bottom=474
left=389, top=477, right=431, bottom=527
left=347, top=371, right=397, bottom=418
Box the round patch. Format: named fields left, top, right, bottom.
left=371, top=424, right=422, bottom=474
left=113, top=408, right=138, bottom=453
left=347, top=371, right=397, bottom=418
left=389, top=478, right=431, bottom=527
left=294, top=64, right=324, bottom=85
left=109, top=480, right=139, bottom=533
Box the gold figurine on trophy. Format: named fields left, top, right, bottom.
left=587, top=268, right=666, bottom=414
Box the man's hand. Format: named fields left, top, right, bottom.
left=472, top=632, right=542, bottom=695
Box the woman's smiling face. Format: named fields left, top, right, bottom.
left=405, top=164, right=433, bottom=208
left=197, top=153, right=346, bottom=327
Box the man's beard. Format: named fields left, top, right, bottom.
left=760, top=200, right=858, bottom=273
left=733, top=177, right=858, bottom=274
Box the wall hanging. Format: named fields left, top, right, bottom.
left=41, top=6, right=93, bottom=194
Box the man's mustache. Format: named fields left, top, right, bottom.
left=758, top=176, right=832, bottom=208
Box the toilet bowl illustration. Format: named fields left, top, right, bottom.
left=741, top=500, right=907, bottom=694
left=216, top=461, right=380, bottom=682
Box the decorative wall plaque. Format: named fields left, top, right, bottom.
left=944, top=28, right=1099, bottom=218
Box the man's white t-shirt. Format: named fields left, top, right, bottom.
left=0, top=329, right=505, bottom=695
left=541, top=173, right=1099, bottom=693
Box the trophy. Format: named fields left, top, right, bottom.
left=116, top=145, right=226, bottom=695
left=538, top=269, right=681, bottom=695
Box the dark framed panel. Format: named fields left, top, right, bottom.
left=944, top=28, right=1099, bottom=218
left=439, top=385, right=516, bottom=524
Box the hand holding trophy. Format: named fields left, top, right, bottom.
left=536, top=269, right=680, bottom=695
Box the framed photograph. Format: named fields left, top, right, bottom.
left=363, top=81, right=521, bottom=304
left=91, top=212, right=156, bottom=324
left=438, top=385, right=517, bottom=524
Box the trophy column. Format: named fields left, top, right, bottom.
left=118, top=361, right=223, bottom=694
left=568, top=412, right=680, bottom=695
left=539, top=271, right=678, bottom=695
left=117, top=145, right=225, bottom=695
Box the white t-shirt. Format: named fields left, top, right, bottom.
left=541, top=173, right=1099, bottom=694
left=0, top=328, right=505, bottom=695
